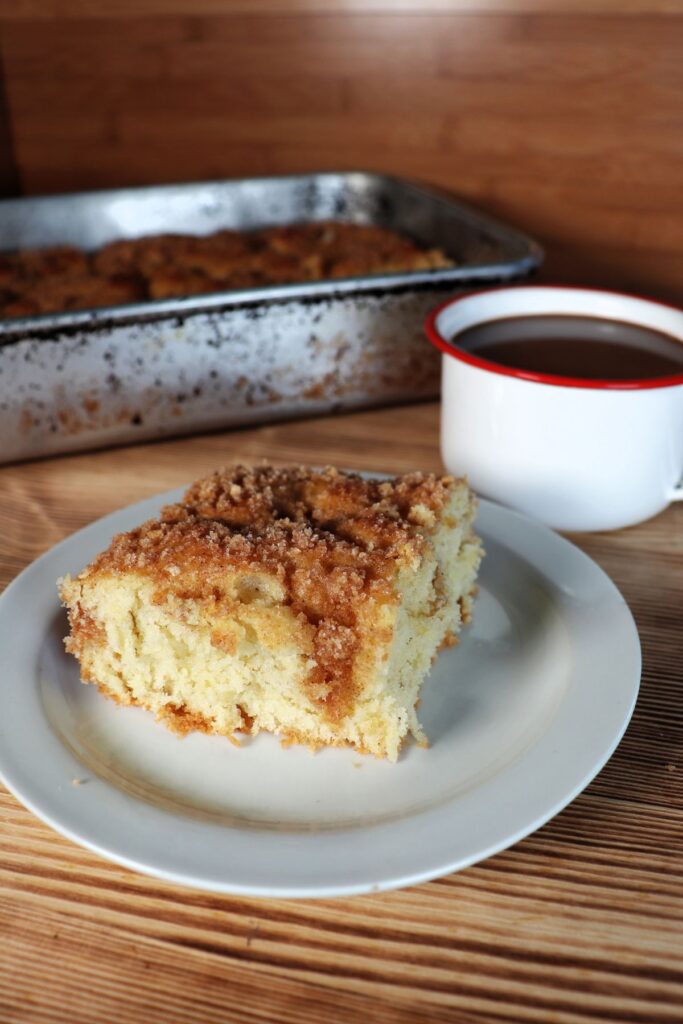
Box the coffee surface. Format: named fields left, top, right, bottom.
left=455, top=315, right=683, bottom=381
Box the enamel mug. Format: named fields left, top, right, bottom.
left=425, top=286, right=683, bottom=532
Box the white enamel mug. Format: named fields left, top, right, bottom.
left=425, top=286, right=683, bottom=532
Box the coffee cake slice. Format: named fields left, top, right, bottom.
left=59, top=465, right=482, bottom=761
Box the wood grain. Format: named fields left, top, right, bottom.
left=0, top=403, right=682, bottom=1023
left=0, top=53, right=19, bottom=197
left=0, top=7, right=681, bottom=301
left=2, top=1, right=682, bottom=16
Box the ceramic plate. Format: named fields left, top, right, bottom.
left=0, top=488, right=640, bottom=897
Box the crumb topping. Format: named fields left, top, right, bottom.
left=180, top=463, right=455, bottom=542
left=63, top=602, right=106, bottom=660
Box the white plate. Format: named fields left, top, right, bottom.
left=0, top=488, right=640, bottom=897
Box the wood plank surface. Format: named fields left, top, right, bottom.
left=0, top=6, right=681, bottom=302
left=0, top=402, right=682, bottom=1023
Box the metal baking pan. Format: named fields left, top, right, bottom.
left=0, top=172, right=542, bottom=464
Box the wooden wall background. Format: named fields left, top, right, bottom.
left=0, top=1, right=681, bottom=302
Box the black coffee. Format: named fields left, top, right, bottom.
left=455, top=315, right=683, bottom=381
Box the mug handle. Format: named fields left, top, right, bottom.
left=670, top=482, right=683, bottom=502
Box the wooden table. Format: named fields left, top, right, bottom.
left=1, top=403, right=682, bottom=1024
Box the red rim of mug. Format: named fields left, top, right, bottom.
left=424, top=285, right=683, bottom=391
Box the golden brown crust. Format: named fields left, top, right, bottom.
left=17, top=245, right=88, bottom=278
left=440, top=630, right=460, bottom=649
left=91, top=678, right=374, bottom=754
left=160, top=697, right=382, bottom=757
left=156, top=703, right=217, bottom=737
left=64, top=603, right=106, bottom=659
left=1, top=222, right=453, bottom=317
left=85, top=464, right=457, bottom=578
left=132, top=692, right=378, bottom=757
left=27, top=273, right=145, bottom=313
left=179, top=463, right=456, bottom=538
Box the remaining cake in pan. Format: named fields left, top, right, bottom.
left=59, top=465, right=482, bottom=761
left=0, top=222, right=453, bottom=318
